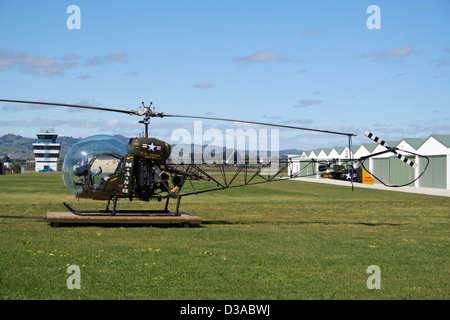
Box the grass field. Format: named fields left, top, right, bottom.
left=0, top=172, right=448, bottom=300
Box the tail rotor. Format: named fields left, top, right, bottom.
left=360, top=131, right=429, bottom=187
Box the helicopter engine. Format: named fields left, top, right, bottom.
left=134, top=159, right=170, bottom=201
left=127, top=137, right=172, bottom=201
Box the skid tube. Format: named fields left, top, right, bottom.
left=63, top=194, right=184, bottom=217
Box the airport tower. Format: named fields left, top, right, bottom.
left=33, top=128, right=61, bottom=172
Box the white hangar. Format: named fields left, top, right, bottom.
left=288, top=134, right=450, bottom=189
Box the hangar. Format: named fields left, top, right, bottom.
left=288, top=134, right=450, bottom=190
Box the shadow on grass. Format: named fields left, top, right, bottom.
left=202, top=220, right=403, bottom=226
left=0, top=215, right=403, bottom=228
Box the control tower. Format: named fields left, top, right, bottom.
left=33, top=128, right=61, bottom=172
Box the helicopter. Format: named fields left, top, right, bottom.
left=290, top=131, right=429, bottom=188
left=0, top=99, right=429, bottom=216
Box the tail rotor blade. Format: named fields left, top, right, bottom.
left=394, top=152, right=418, bottom=169
left=364, top=131, right=418, bottom=168
left=364, top=131, right=390, bottom=149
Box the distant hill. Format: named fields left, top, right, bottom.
left=0, top=134, right=81, bottom=160
left=279, top=149, right=303, bottom=155
left=0, top=133, right=302, bottom=161
left=0, top=134, right=35, bottom=159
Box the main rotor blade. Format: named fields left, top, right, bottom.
left=162, top=114, right=356, bottom=136
left=0, top=98, right=357, bottom=136
left=0, top=99, right=135, bottom=115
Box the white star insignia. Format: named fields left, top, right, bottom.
left=148, top=143, right=156, bottom=151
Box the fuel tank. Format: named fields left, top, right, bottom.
left=128, top=137, right=171, bottom=162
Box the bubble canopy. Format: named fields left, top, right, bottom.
left=62, top=135, right=128, bottom=196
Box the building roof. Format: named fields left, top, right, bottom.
left=290, top=134, right=450, bottom=160
left=400, top=138, right=426, bottom=150
left=430, top=135, right=450, bottom=148
left=360, top=143, right=377, bottom=153
left=332, top=147, right=346, bottom=154
left=385, top=141, right=400, bottom=148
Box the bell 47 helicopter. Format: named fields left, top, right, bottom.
left=0, top=99, right=429, bottom=217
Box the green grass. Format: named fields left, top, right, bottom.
left=0, top=172, right=448, bottom=300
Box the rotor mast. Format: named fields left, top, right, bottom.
left=139, top=102, right=152, bottom=138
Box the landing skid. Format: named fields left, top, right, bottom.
left=63, top=202, right=182, bottom=217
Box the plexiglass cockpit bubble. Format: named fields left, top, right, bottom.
left=62, top=135, right=128, bottom=195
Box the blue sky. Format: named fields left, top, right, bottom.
left=0, top=0, right=449, bottom=150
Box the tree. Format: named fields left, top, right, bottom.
left=11, top=163, right=21, bottom=174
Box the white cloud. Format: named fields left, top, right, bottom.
left=106, top=119, right=119, bottom=127
left=234, top=51, right=297, bottom=64
left=383, top=46, right=414, bottom=57
left=192, top=82, right=215, bottom=89
left=77, top=74, right=92, bottom=79
left=261, top=115, right=314, bottom=126
left=1, top=102, right=49, bottom=111
left=106, top=52, right=127, bottom=62
left=0, top=46, right=128, bottom=77
left=393, top=72, right=408, bottom=79
left=0, top=47, right=65, bottom=77
left=280, top=118, right=314, bottom=126
left=294, top=99, right=323, bottom=108
left=0, top=116, right=137, bottom=133
left=123, top=71, right=139, bottom=76
left=431, top=73, right=447, bottom=79
left=61, top=54, right=81, bottom=61
left=362, top=46, right=415, bottom=62
left=83, top=52, right=128, bottom=66
left=262, top=115, right=283, bottom=120
left=430, top=57, right=450, bottom=67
